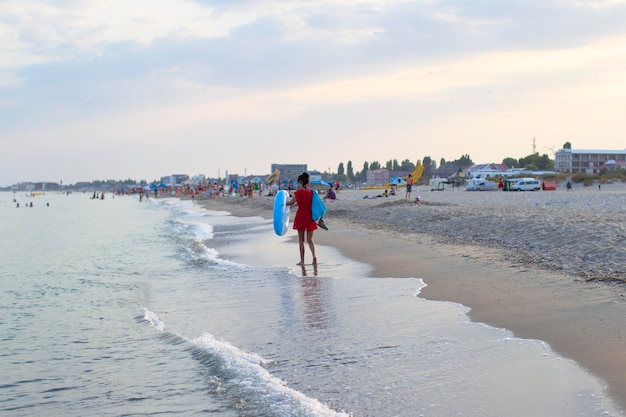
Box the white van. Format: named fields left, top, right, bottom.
left=466, top=179, right=497, bottom=191
left=511, top=178, right=541, bottom=191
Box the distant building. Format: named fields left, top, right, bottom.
left=555, top=148, right=626, bottom=174
left=12, top=182, right=60, bottom=191
left=366, top=169, right=389, bottom=185
left=364, top=169, right=412, bottom=186
left=598, top=160, right=626, bottom=172
left=467, top=163, right=510, bottom=179
left=163, top=174, right=190, bottom=186
left=35, top=182, right=61, bottom=191
left=191, top=174, right=206, bottom=185
left=270, top=163, right=307, bottom=181
left=15, top=182, right=36, bottom=191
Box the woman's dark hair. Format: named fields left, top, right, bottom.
left=297, top=172, right=310, bottom=185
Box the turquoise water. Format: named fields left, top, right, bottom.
left=0, top=191, right=622, bottom=416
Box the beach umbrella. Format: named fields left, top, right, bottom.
left=388, top=177, right=406, bottom=185
left=310, top=179, right=333, bottom=187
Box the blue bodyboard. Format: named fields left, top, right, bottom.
left=311, top=190, right=326, bottom=222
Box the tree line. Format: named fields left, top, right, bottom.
left=332, top=151, right=555, bottom=184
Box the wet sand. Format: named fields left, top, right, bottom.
left=189, top=183, right=626, bottom=411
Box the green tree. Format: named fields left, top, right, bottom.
left=563, top=141, right=572, bottom=149
left=438, top=155, right=474, bottom=172
left=399, top=159, right=415, bottom=171
left=536, top=154, right=554, bottom=170
left=518, top=153, right=554, bottom=170
left=422, top=156, right=436, bottom=178
left=337, top=162, right=345, bottom=176
left=370, top=161, right=381, bottom=170
left=384, top=159, right=401, bottom=170
left=347, top=161, right=354, bottom=181
left=502, top=157, right=518, bottom=168
left=458, top=154, right=473, bottom=167
left=355, top=161, right=369, bottom=183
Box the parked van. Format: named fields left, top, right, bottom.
left=466, top=179, right=497, bottom=191
left=511, top=178, right=541, bottom=191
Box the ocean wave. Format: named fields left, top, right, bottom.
left=143, top=308, right=350, bottom=417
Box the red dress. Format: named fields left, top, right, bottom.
left=292, top=189, right=318, bottom=231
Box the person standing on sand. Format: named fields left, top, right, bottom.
left=287, top=172, right=318, bottom=265
left=406, top=174, right=413, bottom=200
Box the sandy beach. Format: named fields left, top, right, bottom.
left=191, top=182, right=626, bottom=411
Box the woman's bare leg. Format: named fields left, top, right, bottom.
left=307, top=230, right=317, bottom=264
left=297, top=230, right=306, bottom=265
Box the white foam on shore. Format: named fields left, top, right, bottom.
left=143, top=307, right=351, bottom=417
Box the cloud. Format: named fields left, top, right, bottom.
left=3, top=0, right=626, bottom=185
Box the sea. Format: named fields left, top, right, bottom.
left=1, top=190, right=623, bottom=417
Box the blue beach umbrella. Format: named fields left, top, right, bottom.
left=310, top=179, right=333, bottom=187
left=388, top=177, right=406, bottom=185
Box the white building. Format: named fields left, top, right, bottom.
left=555, top=148, right=626, bottom=174
left=466, top=163, right=511, bottom=179
left=163, top=174, right=190, bottom=186
left=191, top=174, right=206, bottom=185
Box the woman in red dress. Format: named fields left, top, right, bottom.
left=287, top=172, right=318, bottom=265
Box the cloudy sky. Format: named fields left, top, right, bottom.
left=2, top=0, right=626, bottom=186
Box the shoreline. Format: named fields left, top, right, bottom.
left=187, top=186, right=626, bottom=412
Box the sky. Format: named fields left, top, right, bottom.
left=2, top=0, right=626, bottom=186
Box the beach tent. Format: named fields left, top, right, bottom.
left=542, top=180, right=557, bottom=191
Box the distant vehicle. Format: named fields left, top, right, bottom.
left=511, top=178, right=541, bottom=191
left=466, top=179, right=497, bottom=191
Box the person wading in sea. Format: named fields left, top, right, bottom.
left=286, top=172, right=318, bottom=265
